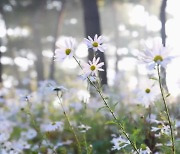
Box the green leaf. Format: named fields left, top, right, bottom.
left=166, top=93, right=171, bottom=98
left=149, top=77, right=158, bottom=80
left=96, top=106, right=107, bottom=112
left=103, top=96, right=109, bottom=100
left=112, top=102, right=119, bottom=111
left=105, top=120, right=117, bottom=125
left=140, top=144, right=147, bottom=150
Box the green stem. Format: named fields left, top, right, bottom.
left=73, top=56, right=139, bottom=153
left=57, top=92, right=82, bottom=154
left=148, top=105, right=151, bottom=136
left=157, top=65, right=175, bottom=154
left=83, top=134, right=89, bottom=154
left=25, top=98, right=57, bottom=154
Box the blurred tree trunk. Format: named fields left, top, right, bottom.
left=82, top=0, right=107, bottom=85
left=111, top=0, right=120, bottom=74
left=49, top=0, right=66, bottom=80
left=32, top=0, right=46, bottom=82
left=0, top=39, right=2, bottom=84
left=160, top=0, right=168, bottom=92
left=0, top=6, right=4, bottom=85
left=0, top=6, right=22, bottom=86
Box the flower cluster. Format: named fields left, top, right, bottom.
left=0, top=35, right=177, bottom=154
left=54, top=35, right=105, bottom=79
left=53, top=36, right=177, bottom=153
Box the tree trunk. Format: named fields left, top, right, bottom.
left=49, top=0, right=66, bottom=80
left=32, top=0, right=46, bottom=82
left=160, top=0, right=168, bottom=92
left=111, top=0, right=120, bottom=74
left=81, top=0, right=107, bottom=85
left=0, top=6, right=22, bottom=87
left=0, top=39, right=2, bottom=84
left=0, top=6, right=4, bottom=85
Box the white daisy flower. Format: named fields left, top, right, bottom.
left=111, top=135, right=130, bottom=151
left=139, top=38, right=174, bottom=70
left=136, top=84, right=159, bottom=108
left=84, top=34, right=106, bottom=52
left=78, top=124, right=91, bottom=133
left=151, top=123, right=171, bottom=136
left=82, top=57, right=104, bottom=78
left=54, top=37, right=76, bottom=61
left=41, top=121, right=64, bottom=132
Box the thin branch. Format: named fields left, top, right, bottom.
left=157, top=65, right=175, bottom=153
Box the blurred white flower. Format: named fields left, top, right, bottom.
left=41, top=139, right=53, bottom=147
left=139, top=38, right=174, bottom=70
left=151, top=123, right=171, bottom=136
left=0, top=141, right=22, bottom=154
left=77, top=90, right=90, bottom=103
left=38, top=80, right=57, bottom=95
left=54, top=140, right=73, bottom=149
left=16, top=89, right=29, bottom=100
left=37, top=80, right=68, bottom=102
left=70, top=102, right=83, bottom=112
left=0, top=97, right=5, bottom=105
left=175, top=120, right=180, bottom=128
left=55, top=37, right=76, bottom=61
left=0, top=88, right=8, bottom=96
left=53, top=86, right=68, bottom=93
left=111, top=135, right=130, bottom=151
left=146, top=114, right=161, bottom=124
left=136, top=85, right=159, bottom=108
left=21, top=128, right=37, bottom=140
left=82, top=57, right=104, bottom=78
left=41, top=121, right=64, bottom=132
left=156, top=142, right=172, bottom=147
left=78, top=124, right=91, bottom=133
left=139, top=146, right=151, bottom=154
left=0, top=142, right=13, bottom=154
left=0, top=133, right=10, bottom=143
left=79, top=74, right=97, bottom=83
left=84, top=34, right=106, bottom=52
left=0, top=120, right=14, bottom=134
left=14, top=140, right=31, bottom=150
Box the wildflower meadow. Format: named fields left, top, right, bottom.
left=0, top=34, right=180, bottom=153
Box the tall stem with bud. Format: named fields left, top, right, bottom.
left=56, top=91, right=82, bottom=153
left=73, top=56, right=139, bottom=153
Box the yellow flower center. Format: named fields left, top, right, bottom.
left=65, top=48, right=71, bottom=55
left=145, top=88, right=151, bottom=94
left=92, top=42, right=98, bottom=47
left=153, top=55, right=163, bottom=62
left=90, top=65, right=96, bottom=71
